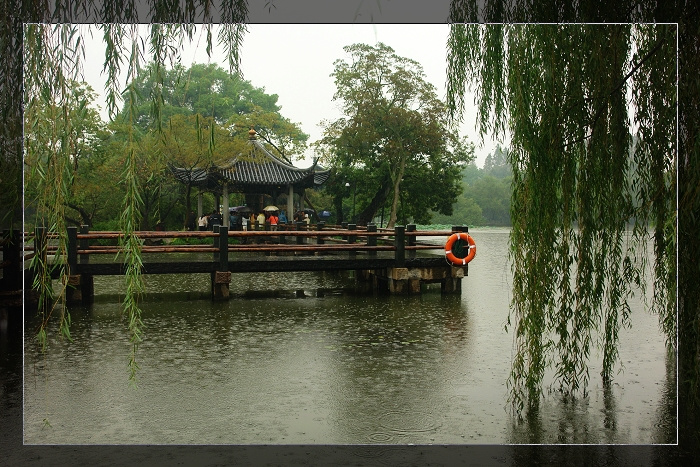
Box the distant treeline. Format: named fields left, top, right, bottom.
left=430, top=146, right=512, bottom=227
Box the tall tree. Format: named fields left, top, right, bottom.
left=319, top=43, right=473, bottom=227
left=119, top=61, right=309, bottom=161
left=24, top=80, right=108, bottom=227
left=447, top=24, right=676, bottom=418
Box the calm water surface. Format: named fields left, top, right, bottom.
left=23, top=229, right=675, bottom=445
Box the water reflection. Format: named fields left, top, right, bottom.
left=322, top=294, right=473, bottom=443
left=22, top=229, right=674, bottom=445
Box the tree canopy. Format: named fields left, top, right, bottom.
left=119, top=61, right=308, bottom=161
left=316, top=42, right=473, bottom=227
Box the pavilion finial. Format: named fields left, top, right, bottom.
left=248, top=127, right=257, bottom=139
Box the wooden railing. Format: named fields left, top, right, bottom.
left=14, top=223, right=469, bottom=279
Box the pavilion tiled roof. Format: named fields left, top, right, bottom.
left=169, top=129, right=329, bottom=192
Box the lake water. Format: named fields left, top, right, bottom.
left=21, top=228, right=676, bottom=445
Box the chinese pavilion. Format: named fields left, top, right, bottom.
left=169, top=128, right=329, bottom=225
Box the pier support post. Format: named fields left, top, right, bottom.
left=212, top=226, right=230, bottom=300
left=386, top=267, right=421, bottom=295
left=441, top=267, right=465, bottom=294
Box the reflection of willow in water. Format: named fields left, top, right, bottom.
left=506, top=394, right=619, bottom=444
left=653, top=354, right=678, bottom=444
left=506, top=359, right=677, bottom=445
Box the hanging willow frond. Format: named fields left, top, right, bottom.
left=447, top=23, right=676, bottom=417
left=24, top=23, right=89, bottom=349
left=23, top=18, right=249, bottom=382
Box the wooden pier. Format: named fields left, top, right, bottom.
left=4, top=223, right=471, bottom=304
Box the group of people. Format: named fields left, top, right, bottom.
left=246, top=210, right=288, bottom=231
left=293, top=210, right=312, bottom=224
left=189, top=208, right=318, bottom=232
left=192, top=209, right=297, bottom=232
left=194, top=210, right=222, bottom=231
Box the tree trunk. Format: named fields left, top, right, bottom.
left=386, top=154, right=407, bottom=229
left=66, top=202, right=93, bottom=227
left=357, top=177, right=392, bottom=226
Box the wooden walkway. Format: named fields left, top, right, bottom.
left=3, top=223, right=471, bottom=302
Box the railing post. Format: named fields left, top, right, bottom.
left=212, top=225, right=230, bottom=300
left=367, top=224, right=377, bottom=258
left=213, top=225, right=220, bottom=262
left=67, top=226, right=78, bottom=272
left=219, top=226, right=228, bottom=272
left=33, top=226, right=46, bottom=275
left=407, top=224, right=416, bottom=259
left=443, top=225, right=469, bottom=293
left=317, top=221, right=325, bottom=245
left=296, top=221, right=304, bottom=245
left=79, top=225, right=94, bottom=303
left=31, top=227, right=47, bottom=311
left=394, top=225, right=405, bottom=267
left=65, top=226, right=83, bottom=304
left=348, top=223, right=357, bottom=260
left=79, top=225, right=90, bottom=264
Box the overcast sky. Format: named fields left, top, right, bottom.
left=80, top=24, right=506, bottom=168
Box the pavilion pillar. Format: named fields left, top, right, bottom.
left=222, top=183, right=230, bottom=227
left=287, top=184, right=294, bottom=222
left=197, top=190, right=203, bottom=218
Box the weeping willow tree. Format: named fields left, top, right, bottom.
left=447, top=23, right=677, bottom=416
left=22, top=19, right=246, bottom=382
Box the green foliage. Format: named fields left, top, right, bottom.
left=467, top=175, right=511, bottom=226
left=431, top=155, right=511, bottom=227
left=447, top=24, right=676, bottom=417
left=103, top=60, right=309, bottom=228
left=117, top=61, right=309, bottom=161
left=317, top=42, right=474, bottom=227
left=169, top=237, right=212, bottom=245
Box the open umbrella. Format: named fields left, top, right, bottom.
left=230, top=205, right=252, bottom=213
left=263, top=205, right=279, bottom=212
left=301, top=208, right=315, bottom=214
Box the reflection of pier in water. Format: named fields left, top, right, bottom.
left=7, top=223, right=472, bottom=305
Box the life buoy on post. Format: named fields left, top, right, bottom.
left=445, top=232, right=476, bottom=266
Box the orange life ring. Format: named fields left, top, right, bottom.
left=445, top=232, right=476, bottom=266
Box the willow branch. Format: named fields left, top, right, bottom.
left=561, top=29, right=670, bottom=151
